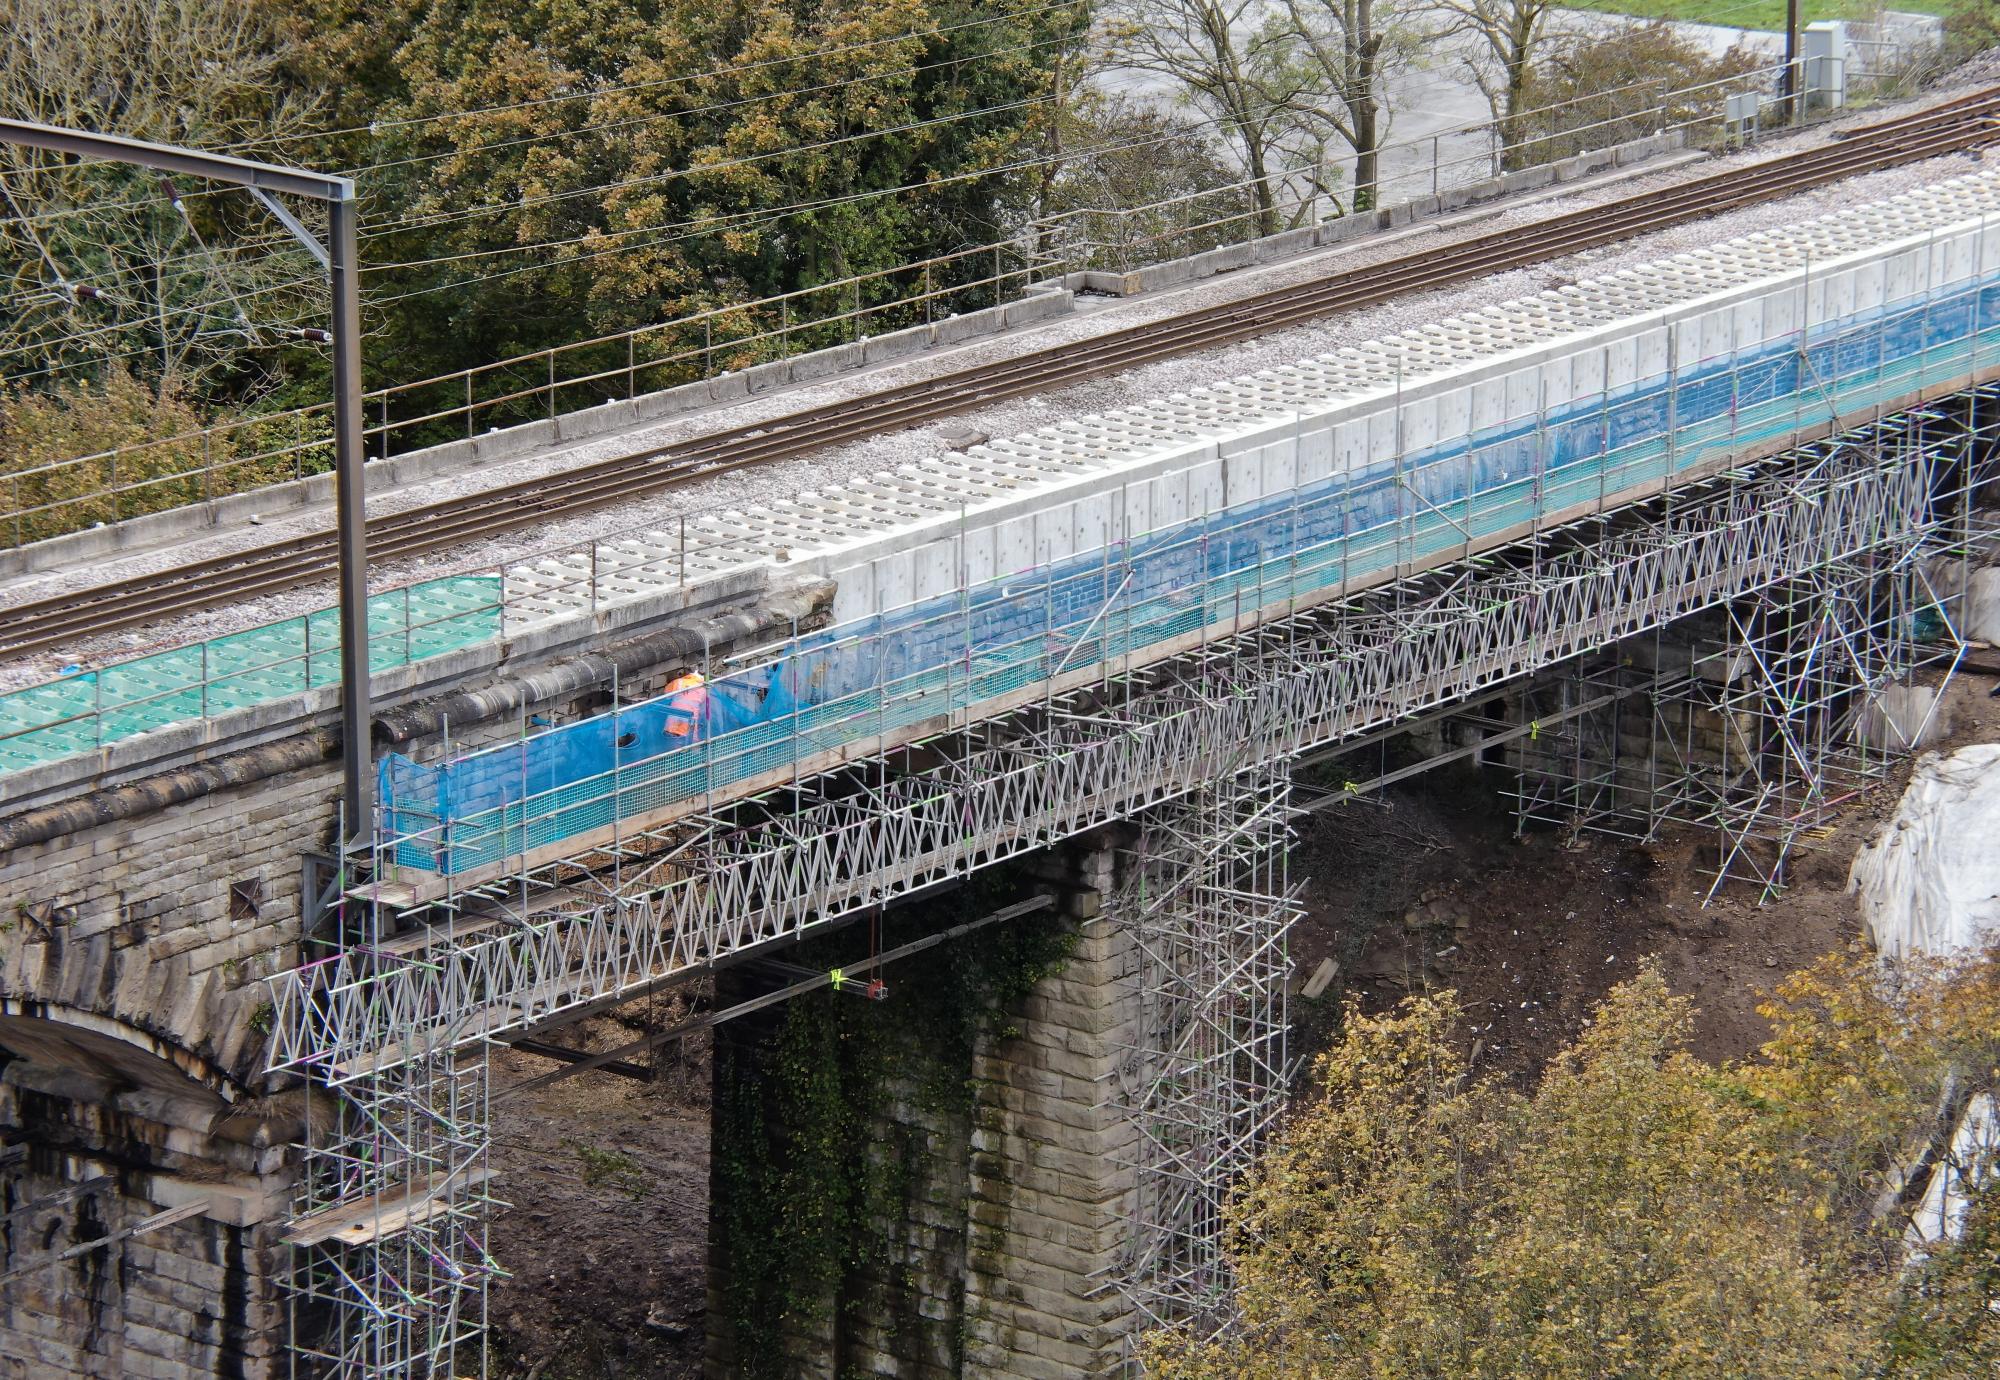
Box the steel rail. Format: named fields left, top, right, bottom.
left=4, top=87, right=1997, bottom=660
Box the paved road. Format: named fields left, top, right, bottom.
left=1090, top=6, right=1941, bottom=215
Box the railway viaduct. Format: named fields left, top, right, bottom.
left=2, top=90, right=2000, bottom=1379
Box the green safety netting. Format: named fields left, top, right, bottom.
left=0, top=575, right=501, bottom=775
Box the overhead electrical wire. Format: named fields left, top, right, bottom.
left=351, top=26, right=1087, bottom=182
left=0, top=15, right=1083, bottom=243
left=360, top=91, right=1059, bottom=242
left=0, top=13, right=1790, bottom=387
left=358, top=87, right=1414, bottom=297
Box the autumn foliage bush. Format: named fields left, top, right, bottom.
left=0, top=369, right=328, bottom=542
left=1146, top=949, right=2000, bottom=1379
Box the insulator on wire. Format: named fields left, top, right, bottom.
left=69, top=283, right=99, bottom=302
left=297, top=327, right=331, bottom=343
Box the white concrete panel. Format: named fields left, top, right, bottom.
left=1571, top=348, right=1606, bottom=401
left=1606, top=336, right=1640, bottom=392
left=610, top=169, right=2000, bottom=639
left=1636, top=325, right=1669, bottom=379
left=1335, top=419, right=1368, bottom=473
left=1151, top=469, right=1187, bottom=531
left=1435, top=385, right=1473, bottom=442
left=1190, top=459, right=1226, bottom=518
left=1766, top=286, right=1800, bottom=341
left=1731, top=299, right=1764, bottom=350
left=1926, top=238, right=1951, bottom=293
left=915, top=540, right=955, bottom=602
left=1298, top=425, right=1335, bottom=485
left=1262, top=442, right=1294, bottom=498
left=1695, top=308, right=1731, bottom=365
left=1367, top=408, right=1400, bottom=461
left=1225, top=450, right=1265, bottom=507
left=1539, top=354, right=1576, bottom=411
left=1075, top=493, right=1109, bottom=554
left=1884, top=248, right=1918, bottom=304
left=1471, top=376, right=1506, bottom=432
left=876, top=552, right=913, bottom=613
left=1034, top=509, right=1062, bottom=566
left=997, top=514, right=1035, bottom=573
left=963, top=528, right=996, bottom=586
left=830, top=575, right=871, bottom=624
left=1852, top=261, right=1885, bottom=315
left=1403, top=397, right=1439, bottom=453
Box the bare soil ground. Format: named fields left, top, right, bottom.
left=482, top=667, right=2000, bottom=1372
left=1291, top=668, right=2000, bottom=1083
left=486, top=996, right=713, bottom=1380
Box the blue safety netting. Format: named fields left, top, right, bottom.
left=377, top=275, right=2000, bottom=876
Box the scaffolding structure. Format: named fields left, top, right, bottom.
left=271, top=397, right=1976, bottom=1374
left=1510, top=389, right=1999, bottom=899
left=284, top=1046, right=499, bottom=1379
left=1111, top=764, right=1299, bottom=1344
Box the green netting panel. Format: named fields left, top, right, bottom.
left=0, top=575, right=501, bottom=775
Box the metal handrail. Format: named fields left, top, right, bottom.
left=3, top=61, right=1826, bottom=546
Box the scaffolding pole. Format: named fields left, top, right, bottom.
left=1111, top=763, right=1299, bottom=1347
left=1509, top=390, right=2000, bottom=900
left=273, top=390, right=1989, bottom=1373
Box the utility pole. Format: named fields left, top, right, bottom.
left=1781, top=0, right=1802, bottom=124
left=0, top=120, right=374, bottom=849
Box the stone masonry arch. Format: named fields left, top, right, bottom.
left=0, top=1001, right=302, bottom=1379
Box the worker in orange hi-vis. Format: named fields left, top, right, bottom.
left=664, top=671, right=708, bottom=740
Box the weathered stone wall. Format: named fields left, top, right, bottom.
left=962, top=846, right=1136, bottom=1379
left=0, top=1022, right=302, bottom=1379
left=0, top=758, right=337, bottom=1092
left=0, top=588, right=828, bottom=1379
left=705, top=840, right=1137, bottom=1380
left=0, top=741, right=333, bottom=1380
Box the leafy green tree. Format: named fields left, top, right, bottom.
left=1510, top=21, right=1765, bottom=168
left=1035, top=92, right=1255, bottom=266
left=291, top=0, right=1089, bottom=410
left=1102, top=0, right=1304, bottom=236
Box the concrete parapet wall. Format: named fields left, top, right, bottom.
left=0, top=129, right=1680, bottom=585
left=0, top=291, right=1076, bottom=582
left=1067, top=131, right=1690, bottom=301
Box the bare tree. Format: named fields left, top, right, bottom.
left=1266, top=0, right=1432, bottom=212
left=0, top=0, right=325, bottom=396
left=1433, top=0, right=1559, bottom=167
left=1102, top=0, right=1302, bottom=236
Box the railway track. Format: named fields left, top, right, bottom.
left=5, top=86, right=1998, bottom=661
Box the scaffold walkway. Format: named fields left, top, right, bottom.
left=271, top=365, right=1997, bottom=1380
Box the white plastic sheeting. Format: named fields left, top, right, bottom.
left=1904, top=1092, right=1999, bottom=1258
left=1851, top=745, right=2000, bottom=1258
left=1969, top=567, right=2000, bottom=644
left=1849, top=743, right=2000, bottom=960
